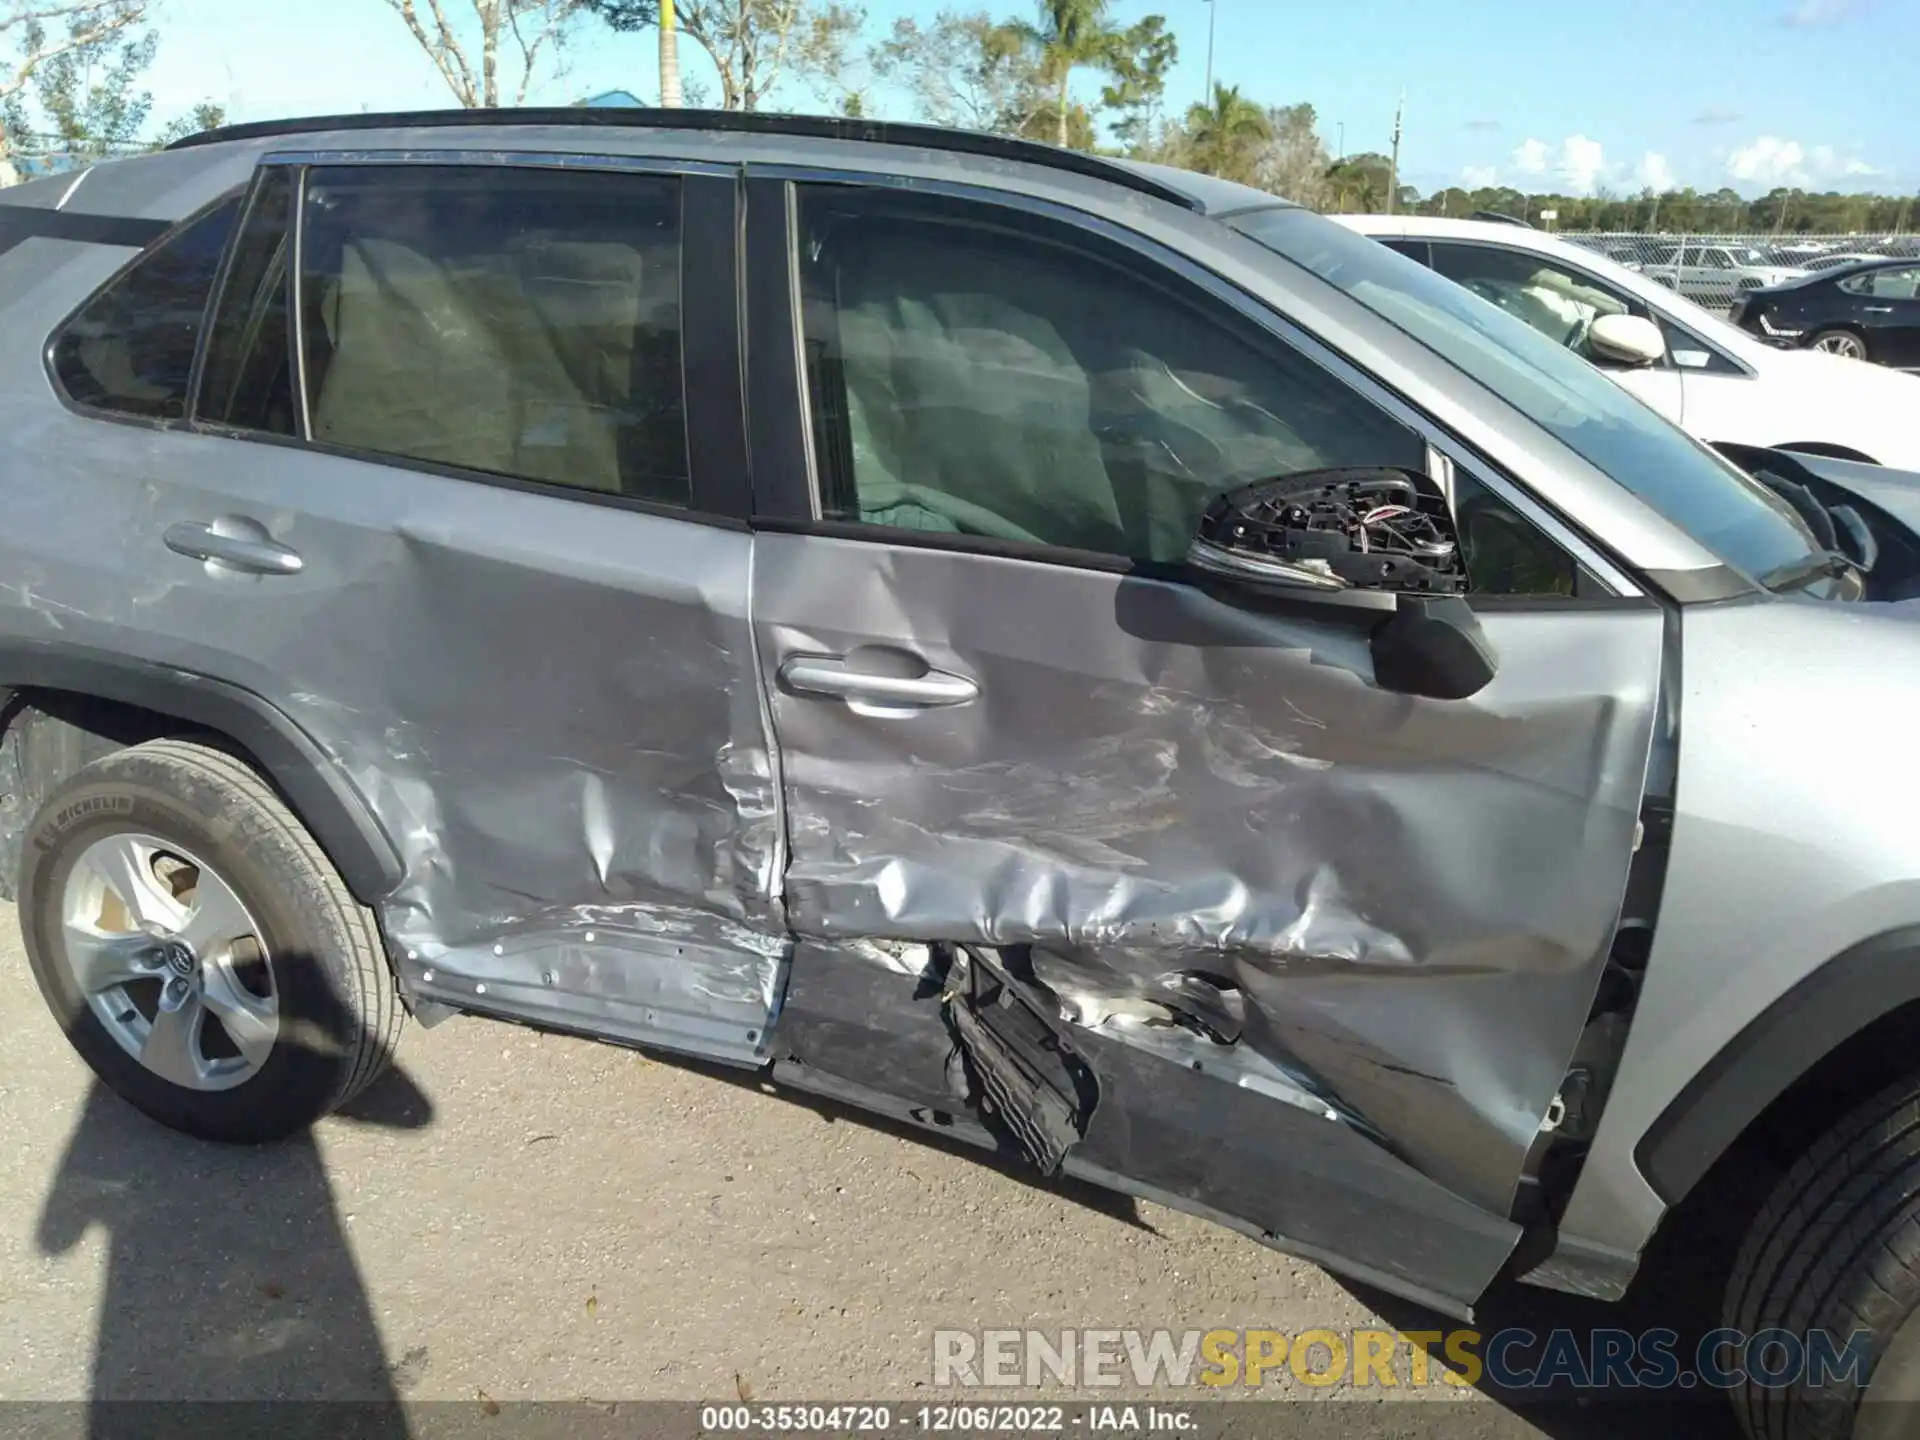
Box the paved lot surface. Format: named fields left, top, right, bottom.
left=0, top=913, right=1735, bottom=1438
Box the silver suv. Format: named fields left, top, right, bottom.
left=3, top=111, right=1918, bottom=1435
left=1636, top=241, right=1810, bottom=309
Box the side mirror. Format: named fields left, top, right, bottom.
left=1587, top=313, right=1666, bottom=368
left=1371, top=597, right=1500, bottom=701
left=1188, top=466, right=1468, bottom=597
left=1187, top=467, right=1498, bottom=700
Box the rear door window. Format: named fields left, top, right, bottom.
left=50, top=195, right=242, bottom=420
left=197, top=169, right=297, bottom=435
left=296, top=165, right=692, bottom=505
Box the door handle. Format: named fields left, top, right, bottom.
left=1863, top=305, right=1895, bottom=314
left=164, top=520, right=304, bottom=576
left=780, top=655, right=979, bottom=709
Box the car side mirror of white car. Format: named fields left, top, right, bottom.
left=1587, top=313, right=1667, bottom=368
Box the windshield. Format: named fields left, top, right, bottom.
left=1226, top=208, right=1818, bottom=585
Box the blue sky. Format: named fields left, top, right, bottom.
left=134, top=0, right=1916, bottom=197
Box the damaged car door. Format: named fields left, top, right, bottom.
left=82, top=156, right=785, bottom=1061
left=746, top=178, right=1666, bottom=1311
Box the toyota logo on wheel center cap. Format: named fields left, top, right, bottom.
left=161, top=943, right=196, bottom=978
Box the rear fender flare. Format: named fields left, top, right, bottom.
left=0, top=642, right=403, bottom=903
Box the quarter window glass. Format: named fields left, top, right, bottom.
left=1841, top=267, right=1920, bottom=299
left=1428, top=242, right=1636, bottom=358
left=796, top=187, right=1424, bottom=566
left=299, top=165, right=690, bottom=505
left=1453, top=470, right=1578, bottom=597
left=198, top=168, right=296, bottom=435
left=50, top=195, right=242, bottom=420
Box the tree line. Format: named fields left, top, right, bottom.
left=4, top=0, right=1914, bottom=234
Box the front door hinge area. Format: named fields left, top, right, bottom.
left=941, top=945, right=1100, bottom=1176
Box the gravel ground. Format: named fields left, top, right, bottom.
left=0, top=913, right=1735, bottom=1438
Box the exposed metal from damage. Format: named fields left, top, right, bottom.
left=755, top=532, right=1664, bottom=1216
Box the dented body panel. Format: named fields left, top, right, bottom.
left=755, top=532, right=1664, bottom=1219
left=0, top=152, right=787, bottom=1063
left=10, top=118, right=1898, bottom=1325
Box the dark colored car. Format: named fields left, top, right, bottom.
left=1732, top=259, right=1920, bottom=368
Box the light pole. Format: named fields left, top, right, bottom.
left=1202, top=0, right=1216, bottom=100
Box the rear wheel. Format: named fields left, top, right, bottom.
left=1725, top=1072, right=1920, bottom=1439
left=1810, top=328, right=1869, bottom=361
left=17, top=738, right=402, bottom=1142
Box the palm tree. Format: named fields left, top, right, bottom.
left=1185, top=82, right=1272, bottom=183
left=659, top=0, right=682, bottom=107
left=1019, top=0, right=1113, bottom=149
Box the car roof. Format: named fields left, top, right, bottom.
left=1825, top=256, right=1920, bottom=272
left=1108, top=157, right=1299, bottom=217
left=1331, top=212, right=1611, bottom=260
left=168, top=107, right=1258, bottom=215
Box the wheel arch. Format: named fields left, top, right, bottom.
left=0, top=644, right=403, bottom=905
left=1636, top=925, right=1920, bottom=1207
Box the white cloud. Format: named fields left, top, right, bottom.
left=1512, top=138, right=1551, bottom=175
left=1727, top=135, right=1881, bottom=187
left=1560, top=135, right=1607, bottom=195
left=1636, top=152, right=1678, bottom=192
left=1811, top=145, right=1881, bottom=177
left=1781, top=0, right=1860, bottom=27
left=1728, top=136, right=1808, bottom=185
left=1509, top=135, right=1607, bottom=194
left=1461, top=164, right=1499, bottom=188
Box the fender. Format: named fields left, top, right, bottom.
left=0, top=640, right=404, bottom=904
left=1636, top=924, right=1920, bottom=1203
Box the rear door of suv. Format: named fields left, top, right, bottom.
left=36, top=148, right=787, bottom=1064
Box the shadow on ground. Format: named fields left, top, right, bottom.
left=1341, top=1176, right=1755, bottom=1440
left=36, top=1069, right=431, bottom=1437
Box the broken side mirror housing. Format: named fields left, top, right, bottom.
left=1187, top=466, right=1498, bottom=700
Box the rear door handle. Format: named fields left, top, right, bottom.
left=1863, top=305, right=1895, bottom=313
left=780, top=655, right=979, bottom=709
left=164, top=520, right=304, bottom=576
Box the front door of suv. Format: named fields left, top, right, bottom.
left=73, top=155, right=786, bottom=1064
left=743, top=176, right=1667, bottom=1311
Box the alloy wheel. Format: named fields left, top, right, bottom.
left=58, top=832, right=278, bottom=1091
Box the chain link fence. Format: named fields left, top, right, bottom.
left=1557, top=232, right=1920, bottom=313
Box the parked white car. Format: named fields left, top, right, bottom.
left=1338, top=215, right=1920, bottom=470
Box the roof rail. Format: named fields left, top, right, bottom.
left=1468, top=210, right=1534, bottom=228
left=166, top=107, right=1203, bottom=212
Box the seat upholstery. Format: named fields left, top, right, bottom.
left=827, top=229, right=1129, bottom=554
left=312, top=237, right=625, bottom=493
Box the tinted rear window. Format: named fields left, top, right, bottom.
left=50, top=196, right=241, bottom=420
